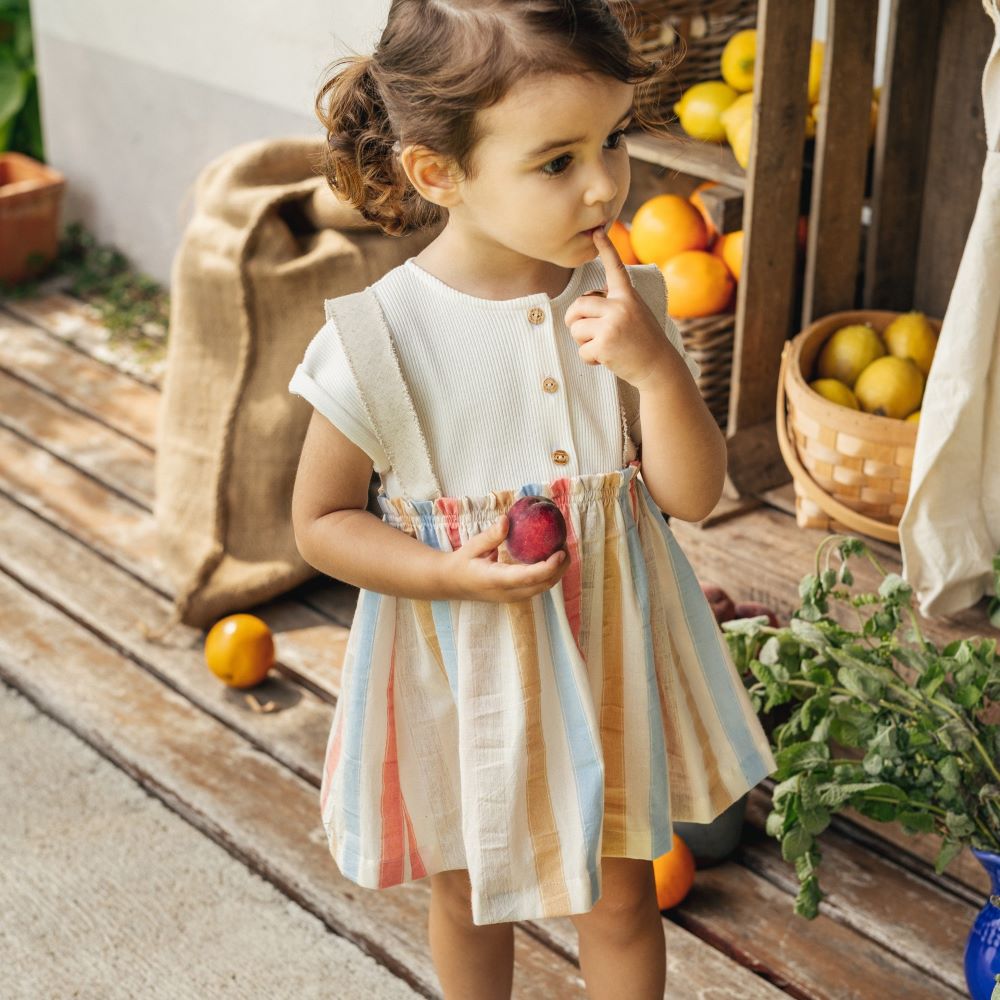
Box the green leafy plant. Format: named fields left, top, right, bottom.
left=0, top=0, right=42, bottom=159
left=0, top=223, right=170, bottom=362
left=723, top=535, right=1000, bottom=919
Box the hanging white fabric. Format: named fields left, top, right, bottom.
left=898, top=0, right=1000, bottom=618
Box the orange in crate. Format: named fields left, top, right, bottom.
left=629, top=194, right=708, bottom=266
left=661, top=250, right=735, bottom=318
left=653, top=833, right=696, bottom=910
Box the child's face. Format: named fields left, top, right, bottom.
left=450, top=72, right=634, bottom=268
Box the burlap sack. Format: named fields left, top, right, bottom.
left=153, top=135, right=437, bottom=632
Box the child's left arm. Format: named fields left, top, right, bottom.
left=564, top=228, right=727, bottom=521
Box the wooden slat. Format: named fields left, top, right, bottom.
left=802, top=0, right=879, bottom=324
left=913, top=0, right=993, bottom=317
left=668, top=858, right=963, bottom=999
left=0, top=311, right=159, bottom=447
left=863, top=0, right=943, bottom=310
left=743, top=790, right=975, bottom=995
left=730, top=0, right=815, bottom=433
left=626, top=127, right=747, bottom=191
left=1, top=293, right=166, bottom=388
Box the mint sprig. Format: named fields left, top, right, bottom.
left=723, top=534, right=1000, bottom=919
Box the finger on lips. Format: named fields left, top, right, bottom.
left=592, top=225, right=631, bottom=296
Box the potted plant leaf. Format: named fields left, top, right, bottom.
left=722, top=535, right=1000, bottom=998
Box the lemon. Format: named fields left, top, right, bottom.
left=816, top=323, right=886, bottom=386
left=808, top=41, right=824, bottom=103
left=810, top=378, right=859, bottom=409
left=720, top=92, right=754, bottom=141
left=674, top=81, right=739, bottom=143
left=882, top=311, right=938, bottom=375
left=729, top=115, right=754, bottom=169
left=721, top=30, right=756, bottom=92
left=906, top=410, right=921, bottom=424
left=854, top=356, right=925, bottom=419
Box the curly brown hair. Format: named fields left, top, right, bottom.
left=314, top=0, right=675, bottom=237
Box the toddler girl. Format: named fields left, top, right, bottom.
left=289, top=2, right=776, bottom=997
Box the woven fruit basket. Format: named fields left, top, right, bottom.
left=623, top=0, right=758, bottom=120
left=776, top=310, right=941, bottom=545
left=676, top=312, right=734, bottom=428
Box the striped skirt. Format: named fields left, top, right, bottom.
left=319, top=460, right=776, bottom=926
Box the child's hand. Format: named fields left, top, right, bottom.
left=446, top=515, right=570, bottom=603
left=564, top=226, right=682, bottom=391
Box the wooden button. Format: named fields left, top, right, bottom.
left=552, top=449, right=569, bottom=465
left=527, top=306, right=546, bottom=325
left=543, top=377, right=559, bottom=393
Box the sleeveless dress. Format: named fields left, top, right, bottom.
left=304, top=274, right=776, bottom=928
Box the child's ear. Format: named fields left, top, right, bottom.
left=399, top=145, right=463, bottom=208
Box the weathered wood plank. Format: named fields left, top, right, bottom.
left=0, top=311, right=159, bottom=448
left=671, top=860, right=964, bottom=999
left=802, top=0, right=878, bottom=323
left=0, top=367, right=153, bottom=506
left=730, top=0, right=815, bottom=432
left=1, top=293, right=166, bottom=388
left=742, top=790, right=976, bottom=995
left=913, top=0, right=993, bottom=318
left=864, top=0, right=943, bottom=310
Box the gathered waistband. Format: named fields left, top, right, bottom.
left=378, top=461, right=641, bottom=528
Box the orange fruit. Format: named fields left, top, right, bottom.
left=711, top=229, right=743, bottom=281
left=607, top=220, right=638, bottom=264
left=653, top=833, right=696, bottom=910
left=689, top=181, right=719, bottom=245
left=661, top=250, right=735, bottom=318
left=629, top=194, right=709, bottom=266
left=204, top=614, right=275, bottom=688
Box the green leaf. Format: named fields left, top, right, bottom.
left=955, top=685, right=984, bottom=709
left=782, top=824, right=814, bottom=862
left=936, top=756, right=962, bottom=786
left=945, top=811, right=976, bottom=839
left=897, top=810, right=935, bottom=834
left=837, top=664, right=884, bottom=702
left=773, top=740, right=831, bottom=779
left=794, top=875, right=824, bottom=919
left=934, top=838, right=964, bottom=874
left=799, top=805, right=832, bottom=836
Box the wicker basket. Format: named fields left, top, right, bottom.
left=624, top=0, right=758, bottom=121
left=676, top=312, right=734, bottom=428
left=776, top=310, right=941, bottom=545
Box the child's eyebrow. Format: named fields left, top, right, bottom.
left=523, top=107, right=634, bottom=160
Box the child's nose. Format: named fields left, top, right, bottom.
left=583, top=161, right=619, bottom=205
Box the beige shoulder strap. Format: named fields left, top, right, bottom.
left=324, top=289, right=442, bottom=501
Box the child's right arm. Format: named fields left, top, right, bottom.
left=291, top=411, right=569, bottom=603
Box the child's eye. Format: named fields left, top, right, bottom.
left=540, top=127, right=630, bottom=178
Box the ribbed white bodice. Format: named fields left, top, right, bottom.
left=289, top=255, right=700, bottom=499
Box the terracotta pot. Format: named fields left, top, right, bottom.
left=0, top=152, right=66, bottom=285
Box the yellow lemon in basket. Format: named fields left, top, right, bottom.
left=906, top=410, right=921, bottom=424
left=854, top=356, right=925, bottom=419
left=882, top=311, right=938, bottom=376
left=721, top=30, right=757, bottom=92
left=674, top=81, right=739, bottom=143
left=809, top=378, right=859, bottom=409
left=816, top=323, right=886, bottom=386
left=808, top=41, right=825, bottom=103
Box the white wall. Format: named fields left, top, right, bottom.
left=31, top=0, right=392, bottom=284
left=30, top=0, right=888, bottom=286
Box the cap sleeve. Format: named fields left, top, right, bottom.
left=288, top=317, right=390, bottom=473
left=626, top=262, right=702, bottom=383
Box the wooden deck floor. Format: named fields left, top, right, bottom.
left=1, top=286, right=997, bottom=999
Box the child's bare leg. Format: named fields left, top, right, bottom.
left=570, top=857, right=666, bottom=1000
left=428, top=869, right=514, bottom=1000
